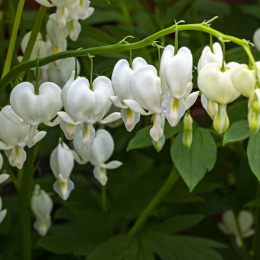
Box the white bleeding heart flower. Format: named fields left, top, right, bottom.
left=0, top=106, right=30, bottom=169
left=50, top=140, right=75, bottom=200
left=218, top=210, right=254, bottom=247
left=160, top=45, right=198, bottom=127
left=46, top=19, right=69, bottom=54
left=198, top=62, right=241, bottom=134
left=111, top=58, right=147, bottom=132
left=0, top=173, right=9, bottom=185
left=73, top=129, right=122, bottom=185
left=232, top=62, right=260, bottom=98
left=78, top=0, right=94, bottom=20
left=123, top=64, right=163, bottom=142
left=58, top=74, right=120, bottom=148
left=10, top=82, right=62, bottom=147
left=31, top=185, right=53, bottom=236
left=197, top=42, right=223, bottom=73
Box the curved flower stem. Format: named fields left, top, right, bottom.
left=18, top=143, right=41, bottom=260
left=253, top=184, right=260, bottom=260
left=1, top=0, right=26, bottom=78
left=128, top=167, right=179, bottom=237
left=0, top=20, right=256, bottom=89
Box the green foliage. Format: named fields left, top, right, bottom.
left=223, top=120, right=251, bottom=145
left=171, top=127, right=217, bottom=191
left=86, top=232, right=224, bottom=260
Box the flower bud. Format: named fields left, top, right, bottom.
left=182, top=113, right=193, bottom=149
left=248, top=89, right=260, bottom=134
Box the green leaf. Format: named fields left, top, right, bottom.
left=247, top=131, right=260, bottom=182
left=127, top=126, right=152, bottom=151
left=127, top=123, right=181, bottom=151
left=86, top=232, right=224, bottom=260
left=148, top=215, right=205, bottom=234
left=171, top=128, right=217, bottom=191
left=223, top=120, right=251, bottom=145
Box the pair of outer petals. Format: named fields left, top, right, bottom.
left=160, top=45, right=193, bottom=98
left=73, top=129, right=122, bottom=185
left=0, top=106, right=30, bottom=169
left=31, top=185, right=53, bottom=236
left=50, top=142, right=75, bottom=200
left=218, top=210, right=254, bottom=247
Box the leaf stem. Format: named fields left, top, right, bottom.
left=101, top=185, right=108, bottom=214
left=128, top=167, right=179, bottom=236
left=0, top=22, right=256, bottom=89
left=1, top=0, right=26, bottom=78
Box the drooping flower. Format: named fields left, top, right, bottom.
left=183, top=112, right=193, bottom=149
left=248, top=89, right=260, bottom=134
left=253, top=28, right=260, bottom=53
left=123, top=63, right=163, bottom=141
left=111, top=58, right=148, bottom=131
left=58, top=74, right=120, bottom=148
left=198, top=62, right=240, bottom=134
left=10, top=82, right=62, bottom=147
left=160, top=45, right=199, bottom=127
left=73, top=129, right=122, bottom=185
left=0, top=106, right=30, bottom=168
left=50, top=139, right=75, bottom=200
left=31, top=185, right=53, bottom=236
left=218, top=210, right=254, bottom=247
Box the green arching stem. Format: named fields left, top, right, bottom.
left=128, top=167, right=179, bottom=236
left=153, top=42, right=162, bottom=76
left=253, top=184, right=260, bottom=260
left=0, top=21, right=257, bottom=89
left=1, top=0, right=26, bottom=78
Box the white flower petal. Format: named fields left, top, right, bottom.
left=99, top=112, right=121, bottom=124
left=100, top=160, right=122, bottom=169
left=121, top=108, right=140, bottom=132
left=123, top=100, right=151, bottom=115
left=0, top=173, right=9, bottom=184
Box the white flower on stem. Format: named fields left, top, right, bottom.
left=160, top=45, right=199, bottom=127
left=198, top=62, right=240, bottom=134
left=232, top=62, right=260, bottom=98
left=218, top=210, right=254, bottom=247
left=73, top=129, right=122, bottom=185
left=78, top=0, right=94, bottom=20
left=31, top=185, right=53, bottom=236
left=198, top=42, right=223, bottom=73
left=0, top=173, right=9, bottom=184
left=0, top=106, right=29, bottom=169
left=111, top=58, right=148, bottom=132
left=197, top=43, right=223, bottom=118
left=58, top=73, right=120, bottom=148
left=50, top=140, right=75, bottom=200
left=9, top=82, right=62, bottom=148
left=123, top=64, right=163, bottom=141
left=46, top=19, right=69, bottom=55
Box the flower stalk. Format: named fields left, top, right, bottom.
left=128, top=167, right=179, bottom=236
